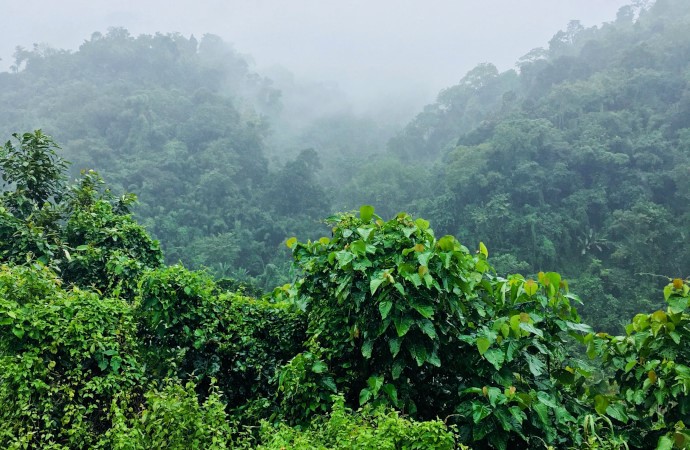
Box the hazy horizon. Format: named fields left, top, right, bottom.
left=1, top=0, right=631, bottom=113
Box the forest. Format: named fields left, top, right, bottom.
left=1, top=0, right=690, bottom=448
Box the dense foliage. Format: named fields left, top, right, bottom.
left=3, top=0, right=690, bottom=447
left=0, top=30, right=330, bottom=290
left=2, top=1, right=690, bottom=333
left=375, top=0, right=690, bottom=331
left=2, top=133, right=690, bottom=448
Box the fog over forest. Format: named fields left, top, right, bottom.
left=4, top=1, right=690, bottom=448
left=2, top=0, right=629, bottom=114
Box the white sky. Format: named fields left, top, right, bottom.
left=0, top=0, right=631, bottom=110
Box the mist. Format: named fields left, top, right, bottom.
left=2, top=0, right=630, bottom=114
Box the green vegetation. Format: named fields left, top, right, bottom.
left=3, top=0, right=690, bottom=447
left=0, top=131, right=689, bottom=448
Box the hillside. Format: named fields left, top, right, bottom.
left=369, top=0, right=690, bottom=330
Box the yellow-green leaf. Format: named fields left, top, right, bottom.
left=476, top=337, right=491, bottom=355
left=286, top=237, right=297, bottom=248
left=524, top=279, right=538, bottom=296
left=360, top=205, right=375, bottom=222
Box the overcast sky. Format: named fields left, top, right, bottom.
left=1, top=0, right=631, bottom=110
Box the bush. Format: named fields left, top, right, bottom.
left=282, top=207, right=594, bottom=448
left=254, top=395, right=462, bottom=450
left=106, top=381, right=234, bottom=450
left=0, top=263, right=143, bottom=448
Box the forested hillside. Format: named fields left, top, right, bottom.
left=369, top=0, right=690, bottom=330
left=0, top=30, right=337, bottom=291
left=3, top=0, right=690, bottom=448
left=2, top=0, right=687, bottom=331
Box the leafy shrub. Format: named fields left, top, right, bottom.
left=594, top=278, right=690, bottom=448
left=106, top=381, right=233, bottom=450
left=0, top=263, right=143, bottom=448
left=61, top=171, right=163, bottom=299
left=283, top=206, right=594, bottom=448
left=254, top=395, right=462, bottom=450
left=137, top=265, right=305, bottom=417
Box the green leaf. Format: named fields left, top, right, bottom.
left=533, top=403, right=550, bottom=426
left=312, top=361, right=328, bottom=373
left=484, top=348, right=505, bottom=370
left=476, top=337, right=491, bottom=355
left=392, top=359, right=404, bottom=379
left=12, top=327, right=25, bottom=339
left=389, top=337, right=401, bottom=357
left=479, top=242, right=488, bottom=258
left=321, top=376, right=337, bottom=392
left=594, top=394, right=609, bottom=415
left=417, top=319, right=437, bottom=340
left=383, top=384, right=399, bottom=406
left=379, top=300, right=393, bottom=319
left=359, top=388, right=372, bottom=405
left=605, top=403, right=629, bottom=423
left=427, top=349, right=441, bottom=367
left=393, top=316, right=414, bottom=337
left=414, top=218, right=430, bottom=230
left=564, top=321, right=593, bottom=333
left=370, top=277, right=385, bottom=295
left=545, top=272, right=561, bottom=290
left=367, top=375, right=384, bottom=393
left=409, top=342, right=427, bottom=366
left=669, top=331, right=681, bottom=345
left=110, top=356, right=122, bottom=372
left=524, top=279, right=537, bottom=296
left=472, top=402, right=491, bottom=423
left=668, top=296, right=688, bottom=314
left=657, top=435, right=673, bottom=450
left=360, top=205, right=375, bottom=222
left=411, top=300, right=434, bottom=319
left=357, top=227, right=374, bottom=241
left=335, top=250, right=354, bottom=268
left=436, top=235, right=456, bottom=251
left=663, top=284, right=673, bottom=301
left=519, top=322, right=544, bottom=338
left=536, top=391, right=558, bottom=408
left=286, top=237, right=297, bottom=249
left=361, top=340, right=374, bottom=359
left=624, top=360, right=637, bottom=373
left=525, top=353, right=545, bottom=377
left=393, top=282, right=406, bottom=296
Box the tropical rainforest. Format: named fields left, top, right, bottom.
left=1, top=0, right=690, bottom=448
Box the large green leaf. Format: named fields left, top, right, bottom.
left=394, top=316, right=414, bottom=337
left=389, top=337, right=401, bottom=357
left=594, top=394, right=609, bottom=415
left=410, top=300, right=434, bottom=319
left=476, top=337, right=491, bottom=355
left=605, top=403, right=629, bottom=423
left=379, top=300, right=393, bottom=319
left=417, top=319, right=437, bottom=339
left=361, top=340, right=374, bottom=359
left=370, top=277, right=385, bottom=295
left=484, top=349, right=505, bottom=370
left=359, top=205, right=375, bottom=222
left=525, top=353, right=545, bottom=377
left=472, top=402, right=491, bottom=423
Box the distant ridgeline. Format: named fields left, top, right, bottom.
left=0, top=0, right=689, bottom=334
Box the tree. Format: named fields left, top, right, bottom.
left=282, top=206, right=594, bottom=449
